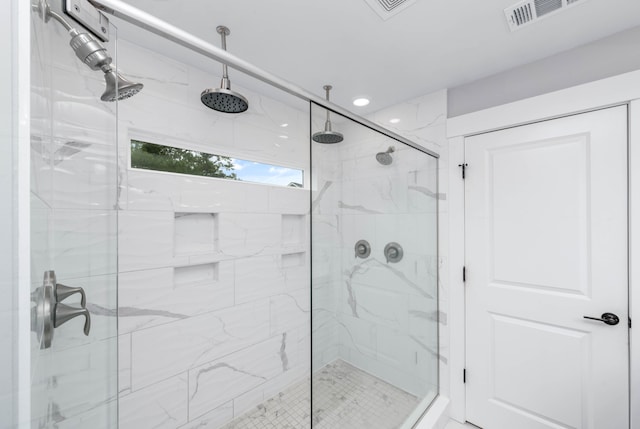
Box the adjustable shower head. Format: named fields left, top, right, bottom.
left=312, top=85, right=344, bottom=144
left=101, top=70, right=144, bottom=102
left=376, top=146, right=395, bottom=165
left=201, top=26, right=249, bottom=113
left=35, top=1, right=143, bottom=102
left=69, top=29, right=143, bottom=101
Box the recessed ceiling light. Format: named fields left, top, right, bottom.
left=280, top=123, right=289, bottom=127
left=279, top=135, right=289, bottom=139
left=389, top=118, right=400, bottom=124
left=352, top=97, right=370, bottom=107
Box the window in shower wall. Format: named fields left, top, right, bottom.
left=130, top=139, right=304, bottom=187
left=311, top=102, right=439, bottom=429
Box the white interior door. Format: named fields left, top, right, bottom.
left=465, top=106, right=629, bottom=429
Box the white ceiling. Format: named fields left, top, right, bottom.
left=114, top=0, right=640, bottom=114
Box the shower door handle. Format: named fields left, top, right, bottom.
left=583, top=312, right=620, bottom=326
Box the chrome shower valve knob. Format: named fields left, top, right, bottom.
left=354, top=240, right=371, bottom=259
left=384, top=242, right=403, bottom=263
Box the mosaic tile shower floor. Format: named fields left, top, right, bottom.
left=219, top=360, right=419, bottom=429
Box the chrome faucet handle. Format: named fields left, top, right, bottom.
left=55, top=283, right=86, bottom=307
left=54, top=303, right=91, bottom=336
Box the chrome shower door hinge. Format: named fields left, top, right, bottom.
left=64, top=0, right=110, bottom=42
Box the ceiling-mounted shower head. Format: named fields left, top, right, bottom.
left=312, top=85, right=344, bottom=144
left=201, top=26, right=249, bottom=113
left=34, top=0, right=143, bottom=102
left=376, top=146, right=395, bottom=165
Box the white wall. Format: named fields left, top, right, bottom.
left=114, top=39, right=311, bottom=429
left=448, top=25, right=640, bottom=117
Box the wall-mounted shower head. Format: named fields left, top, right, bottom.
left=68, top=29, right=142, bottom=101
left=376, top=146, right=395, bottom=165
left=201, top=26, right=249, bottom=113
left=34, top=0, right=143, bottom=102
left=312, top=85, right=344, bottom=144
left=101, top=70, right=144, bottom=102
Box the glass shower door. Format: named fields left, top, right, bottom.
left=29, top=4, right=119, bottom=428
left=311, top=102, right=439, bottom=428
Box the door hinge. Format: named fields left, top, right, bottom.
left=629, top=318, right=632, bottom=329
left=463, top=266, right=466, bottom=282
left=463, top=369, right=466, bottom=383
left=458, top=163, right=468, bottom=179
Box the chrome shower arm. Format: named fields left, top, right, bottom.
left=33, top=0, right=74, bottom=32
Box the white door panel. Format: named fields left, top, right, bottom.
left=465, top=106, right=629, bottom=429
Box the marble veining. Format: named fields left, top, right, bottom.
left=311, top=180, right=333, bottom=213
left=337, top=201, right=383, bottom=214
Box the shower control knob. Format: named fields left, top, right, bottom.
left=354, top=240, right=371, bottom=259
left=384, top=242, right=404, bottom=264
left=55, top=303, right=91, bottom=336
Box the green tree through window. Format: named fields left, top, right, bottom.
left=131, top=140, right=238, bottom=179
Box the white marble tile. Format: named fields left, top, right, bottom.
left=55, top=400, right=117, bottom=429
left=119, top=374, right=188, bottom=429
left=178, top=178, right=270, bottom=213
left=47, top=139, right=118, bottom=210
left=117, top=39, right=190, bottom=106
left=118, top=263, right=234, bottom=334
left=232, top=388, right=265, bottom=419
left=177, top=402, right=233, bottom=429
left=281, top=214, right=306, bottom=246
left=174, top=212, right=218, bottom=255
left=118, top=334, right=131, bottom=395
left=234, top=255, right=286, bottom=304
left=30, top=337, right=118, bottom=425
left=123, top=168, right=180, bottom=211
left=118, top=210, right=173, bottom=272
left=218, top=213, right=281, bottom=257
left=130, top=299, right=270, bottom=389
left=50, top=209, right=117, bottom=279
left=187, top=334, right=286, bottom=420
left=268, top=187, right=309, bottom=214
left=270, top=289, right=310, bottom=336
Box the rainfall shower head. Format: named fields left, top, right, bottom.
left=376, top=146, right=395, bottom=165
left=201, top=26, right=249, bottom=113
left=312, top=85, right=344, bottom=144
left=35, top=0, right=143, bottom=102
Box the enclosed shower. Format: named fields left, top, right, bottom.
left=23, top=0, right=440, bottom=428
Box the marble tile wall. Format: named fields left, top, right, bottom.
left=311, top=90, right=447, bottom=406
left=114, top=39, right=311, bottom=428
left=29, top=9, right=119, bottom=429
left=368, top=90, right=450, bottom=401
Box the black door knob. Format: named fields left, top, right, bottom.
left=583, top=312, right=620, bottom=326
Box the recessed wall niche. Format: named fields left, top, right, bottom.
left=282, top=214, right=305, bottom=246
left=174, top=213, right=218, bottom=255
left=174, top=263, right=218, bottom=288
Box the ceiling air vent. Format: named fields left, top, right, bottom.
left=505, top=0, right=588, bottom=31
left=364, top=0, right=417, bottom=21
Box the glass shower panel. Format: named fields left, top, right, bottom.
left=30, top=4, right=119, bottom=428
left=311, top=102, right=439, bottom=428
